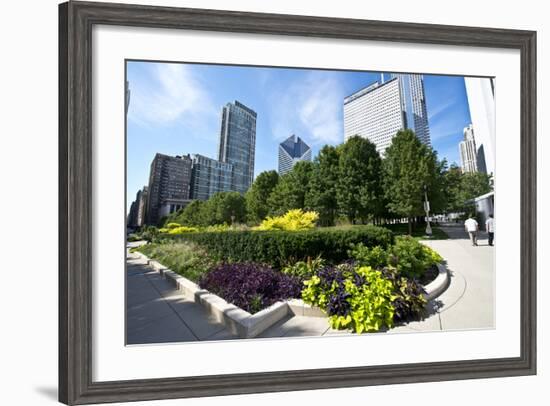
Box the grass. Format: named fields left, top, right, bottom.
left=135, top=241, right=217, bottom=282
left=381, top=223, right=449, bottom=240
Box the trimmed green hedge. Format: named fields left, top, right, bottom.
left=160, top=226, right=393, bottom=268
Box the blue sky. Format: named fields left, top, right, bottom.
left=126, top=61, right=472, bottom=207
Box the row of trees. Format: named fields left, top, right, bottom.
left=165, top=130, right=493, bottom=232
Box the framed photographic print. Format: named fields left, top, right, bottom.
left=59, top=1, right=536, bottom=404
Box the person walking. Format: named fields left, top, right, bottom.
left=465, top=215, right=479, bottom=246
left=486, top=214, right=495, bottom=246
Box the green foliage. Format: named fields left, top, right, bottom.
left=389, top=236, right=441, bottom=279
left=203, top=191, right=246, bottom=226
left=460, top=172, right=493, bottom=201
left=245, top=170, right=279, bottom=224
left=171, top=200, right=207, bottom=227
left=348, top=243, right=388, bottom=269
left=281, top=256, right=325, bottom=280
left=135, top=242, right=217, bottom=282
left=255, top=209, right=319, bottom=231
left=168, top=225, right=393, bottom=268
left=268, top=161, right=314, bottom=216
left=305, top=145, right=340, bottom=226
left=302, top=265, right=396, bottom=333
left=337, top=136, right=384, bottom=224
left=442, top=164, right=493, bottom=213
left=382, top=129, right=441, bottom=232
left=166, top=226, right=199, bottom=234
left=349, top=236, right=442, bottom=280
left=136, top=225, right=159, bottom=242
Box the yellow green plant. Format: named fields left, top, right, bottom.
left=255, top=209, right=319, bottom=231
left=167, top=226, right=199, bottom=235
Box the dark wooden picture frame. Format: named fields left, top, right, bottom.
left=59, top=1, right=537, bottom=404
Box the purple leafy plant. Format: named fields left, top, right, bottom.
left=199, top=263, right=302, bottom=314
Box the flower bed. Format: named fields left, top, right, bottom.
left=199, top=263, right=302, bottom=314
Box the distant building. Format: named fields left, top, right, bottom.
left=459, top=124, right=479, bottom=173
left=145, top=153, right=193, bottom=225
left=278, top=134, right=312, bottom=175
left=125, top=80, right=130, bottom=115
left=344, top=74, right=430, bottom=155
left=190, top=154, right=233, bottom=200
left=218, top=101, right=257, bottom=194
left=127, top=186, right=147, bottom=228
left=464, top=77, right=495, bottom=175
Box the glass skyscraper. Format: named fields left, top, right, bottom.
left=278, top=134, right=312, bottom=175
left=344, top=73, right=431, bottom=155
left=218, top=101, right=257, bottom=194
left=190, top=154, right=233, bottom=201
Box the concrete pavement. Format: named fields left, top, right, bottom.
left=391, top=223, right=495, bottom=333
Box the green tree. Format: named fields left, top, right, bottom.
left=245, top=170, right=279, bottom=224
left=382, top=129, right=438, bottom=234
left=443, top=163, right=464, bottom=213
left=268, top=161, right=314, bottom=216
left=459, top=172, right=493, bottom=202
left=173, top=200, right=207, bottom=227
left=204, top=191, right=247, bottom=225
left=337, top=136, right=383, bottom=224
left=305, top=145, right=340, bottom=226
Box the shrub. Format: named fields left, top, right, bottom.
left=167, top=226, right=199, bottom=235
left=135, top=242, right=216, bottom=282
left=169, top=225, right=393, bottom=268
left=302, top=264, right=395, bottom=333
left=389, top=236, right=441, bottom=279
left=281, top=256, right=325, bottom=280
left=255, top=209, right=319, bottom=231
left=199, top=263, right=302, bottom=313
left=350, top=237, right=443, bottom=280
left=348, top=243, right=388, bottom=269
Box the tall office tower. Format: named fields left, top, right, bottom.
left=464, top=77, right=495, bottom=175
left=127, top=186, right=148, bottom=228
left=145, top=153, right=193, bottom=225
left=190, top=154, right=233, bottom=201
left=459, top=124, right=479, bottom=173
left=344, top=74, right=431, bottom=155
left=218, top=101, right=257, bottom=194
left=278, top=134, right=312, bottom=175
left=135, top=186, right=148, bottom=227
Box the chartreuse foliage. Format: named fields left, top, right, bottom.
left=255, top=209, right=319, bottom=231
left=302, top=264, right=396, bottom=333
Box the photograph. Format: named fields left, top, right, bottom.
left=125, top=61, right=496, bottom=344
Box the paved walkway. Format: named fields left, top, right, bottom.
left=126, top=225, right=495, bottom=344
left=391, top=224, right=495, bottom=333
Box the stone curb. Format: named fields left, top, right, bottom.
left=137, top=252, right=290, bottom=338
left=423, top=263, right=449, bottom=301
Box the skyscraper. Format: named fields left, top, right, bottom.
left=343, top=74, right=431, bottom=154
left=190, top=154, right=233, bottom=201
left=145, top=153, right=193, bottom=225
left=464, top=77, right=495, bottom=175
left=459, top=124, right=479, bottom=173
left=278, top=134, right=312, bottom=175
left=218, top=101, right=257, bottom=194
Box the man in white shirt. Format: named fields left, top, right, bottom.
left=485, top=214, right=495, bottom=246
left=464, top=215, right=479, bottom=246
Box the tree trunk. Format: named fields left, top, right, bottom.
left=408, top=217, right=412, bottom=235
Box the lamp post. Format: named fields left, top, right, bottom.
left=424, top=185, right=432, bottom=237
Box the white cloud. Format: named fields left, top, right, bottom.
left=268, top=71, right=344, bottom=145
left=427, top=97, right=456, bottom=121
left=128, top=63, right=217, bottom=135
